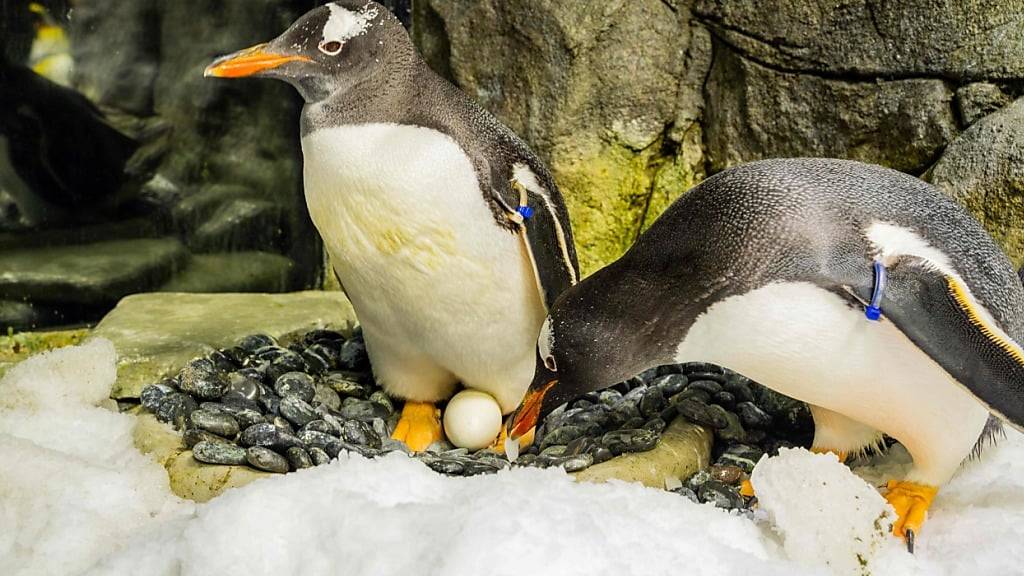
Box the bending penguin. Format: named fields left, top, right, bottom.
left=506, top=158, right=1024, bottom=546
left=205, top=1, right=578, bottom=451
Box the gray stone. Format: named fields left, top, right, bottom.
left=246, top=446, right=290, bottom=474
left=957, top=83, right=1012, bottom=127
left=0, top=238, right=189, bottom=305
left=189, top=409, right=240, bottom=438
left=704, top=44, right=957, bottom=174
left=693, top=0, right=1024, bottom=80
left=192, top=440, right=248, bottom=466
left=94, top=291, right=357, bottom=399
left=929, top=97, right=1024, bottom=268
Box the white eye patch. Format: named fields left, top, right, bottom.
left=539, top=316, right=557, bottom=371
left=318, top=40, right=343, bottom=55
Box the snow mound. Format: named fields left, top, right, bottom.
left=752, top=448, right=903, bottom=574
left=0, top=339, right=192, bottom=576
left=3, top=341, right=1024, bottom=576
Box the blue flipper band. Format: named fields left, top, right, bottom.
left=517, top=205, right=534, bottom=220
left=866, top=260, right=887, bottom=321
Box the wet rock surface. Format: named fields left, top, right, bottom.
left=139, top=328, right=814, bottom=510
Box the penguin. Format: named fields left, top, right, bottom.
left=505, top=158, right=1024, bottom=547
left=205, top=1, right=579, bottom=451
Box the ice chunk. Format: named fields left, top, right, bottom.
left=752, top=447, right=901, bottom=574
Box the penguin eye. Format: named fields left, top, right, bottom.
left=319, top=40, right=343, bottom=55
left=543, top=354, right=558, bottom=372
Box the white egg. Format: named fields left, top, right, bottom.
left=443, top=389, right=503, bottom=450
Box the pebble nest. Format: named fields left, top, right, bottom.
left=140, top=329, right=814, bottom=510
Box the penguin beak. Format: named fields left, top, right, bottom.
left=506, top=379, right=558, bottom=442
left=204, top=43, right=311, bottom=78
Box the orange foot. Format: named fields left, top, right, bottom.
left=884, top=480, right=938, bottom=551
left=391, top=401, right=443, bottom=452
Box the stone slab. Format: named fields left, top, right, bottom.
left=573, top=418, right=713, bottom=489
left=96, top=291, right=357, bottom=399
left=133, top=412, right=270, bottom=503
left=0, top=238, right=189, bottom=306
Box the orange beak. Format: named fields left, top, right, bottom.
left=204, top=43, right=311, bottom=78
left=507, top=379, right=557, bottom=440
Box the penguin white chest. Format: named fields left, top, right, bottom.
left=299, top=122, right=543, bottom=407
left=675, top=282, right=990, bottom=480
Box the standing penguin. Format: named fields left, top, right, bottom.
left=205, top=1, right=578, bottom=451
left=506, top=158, right=1024, bottom=546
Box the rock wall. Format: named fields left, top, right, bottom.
left=415, top=0, right=1024, bottom=271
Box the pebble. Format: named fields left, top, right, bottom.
left=688, top=379, right=723, bottom=395
left=274, top=372, right=316, bottom=403
left=193, top=441, right=248, bottom=466
left=183, top=428, right=230, bottom=449
left=340, top=420, right=382, bottom=449
left=286, top=446, right=313, bottom=470
left=736, top=401, right=772, bottom=429
left=339, top=338, right=369, bottom=371
left=270, top=416, right=293, bottom=434
left=179, top=358, right=230, bottom=400
left=240, top=423, right=279, bottom=447
left=541, top=425, right=583, bottom=449
left=144, top=329, right=815, bottom=512
left=155, top=392, right=198, bottom=429
left=309, top=446, right=332, bottom=466
left=557, top=453, right=594, bottom=473
left=312, top=384, right=342, bottom=412
left=601, top=428, right=658, bottom=455
left=237, top=334, right=276, bottom=353
left=189, top=409, right=240, bottom=438
left=233, top=409, right=267, bottom=430
left=246, top=446, right=290, bottom=473
left=339, top=400, right=389, bottom=421
left=715, top=411, right=747, bottom=443
left=652, top=374, right=688, bottom=397
left=279, top=396, right=318, bottom=427
left=639, top=387, right=666, bottom=417
left=709, top=464, right=743, bottom=485
left=671, top=486, right=700, bottom=503
left=717, top=444, right=764, bottom=473
left=368, top=390, right=395, bottom=414
left=323, top=373, right=370, bottom=398
left=698, top=480, right=745, bottom=509
left=140, top=383, right=175, bottom=412
left=227, top=373, right=261, bottom=401
left=303, top=419, right=342, bottom=437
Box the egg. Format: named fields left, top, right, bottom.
left=443, top=389, right=503, bottom=450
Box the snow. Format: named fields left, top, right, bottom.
left=3, top=341, right=1024, bottom=576
left=752, top=448, right=898, bottom=575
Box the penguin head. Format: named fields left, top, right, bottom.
left=204, top=1, right=409, bottom=103
left=506, top=281, right=655, bottom=443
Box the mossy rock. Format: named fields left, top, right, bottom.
left=573, top=418, right=713, bottom=489
left=96, top=291, right=358, bottom=399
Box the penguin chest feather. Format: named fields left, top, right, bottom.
left=675, top=282, right=990, bottom=483
left=300, top=123, right=543, bottom=407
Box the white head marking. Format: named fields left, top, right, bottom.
left=323, top=3, right=379, bottom=44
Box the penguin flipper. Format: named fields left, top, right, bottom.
left=880, top=257, right=1024, bottom=430
left=479, top=155, right=580, bottom=309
